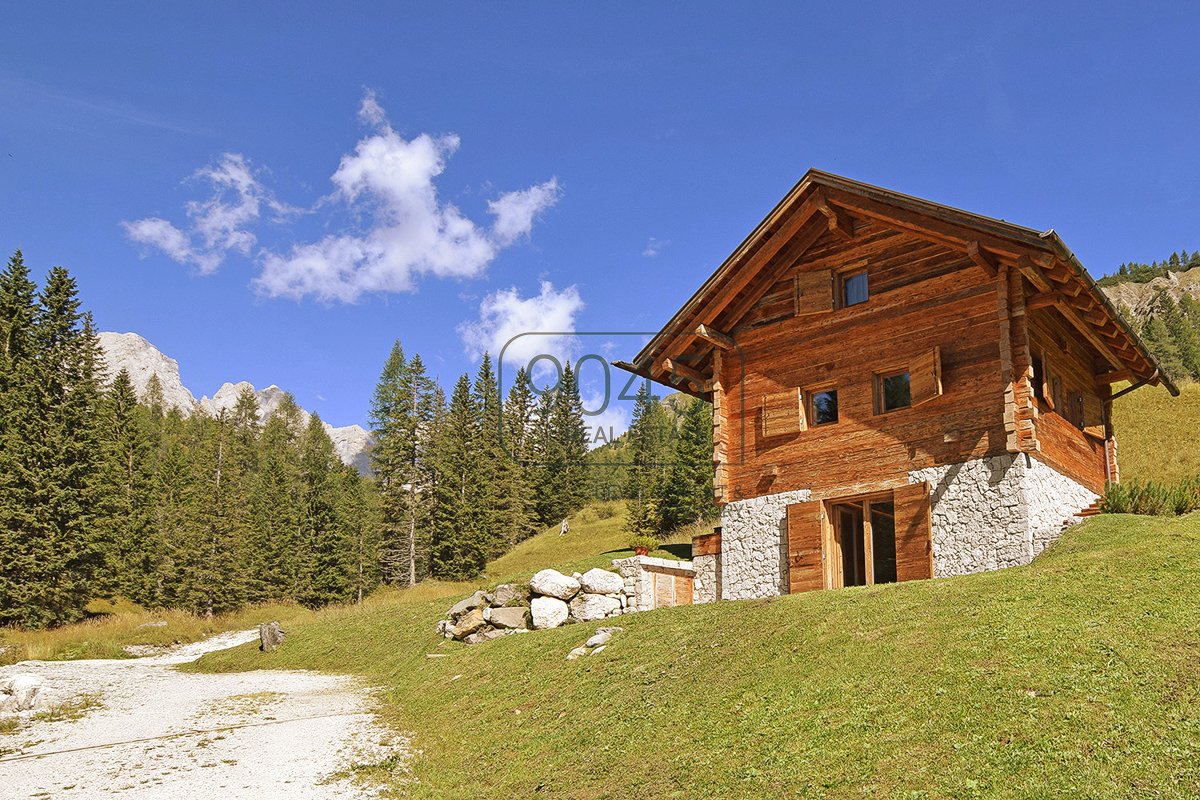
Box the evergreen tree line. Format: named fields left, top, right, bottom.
left=369, top=344, right=590, bottom=584
left=1136, top=289, right=1200, bottom=382
left=0, top=252, right=379, bottom=628
left=1096, top=248, right=1200, bottom=287
left=622, top=385, right=716, bottom=537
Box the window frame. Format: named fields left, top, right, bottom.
left=806, top=384, right=840, bottom=428
left=838, top=268, right=870, bottom=309
left=874, top=367, right=913, bottom=415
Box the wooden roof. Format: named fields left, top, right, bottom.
left=616, top=169, right=1179, bottom=399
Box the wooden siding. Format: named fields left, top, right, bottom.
left=719, top=222, right=1009, bottom=501
left=1027, top=303, right=1110, bottom=493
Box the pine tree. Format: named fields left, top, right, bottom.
left=1141, top=315, right=1186, bottom=381
left=658, top=397, right=715, bottom=531
left=430, top=374, right=485, bottom=580
left=501, top=367, right=540, bottom=542
left=1156, top=291, right=1200, bottom=379
left=473, top=353, right=517, bottom=557
left=624, top=383, right=674, bottom=537
left=247, top=396, right=304, bottom=601
left=96, top=369, right=155, bottom=598
left=296, top=414, right=354, bottom=607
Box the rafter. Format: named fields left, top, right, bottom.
left=966, top=241, right=998, bottom=273
left=814, top=190, right=855, bottom=241
left=662, top=357, right=706, bottom=387
left=695, top=323, right=735, bottom=351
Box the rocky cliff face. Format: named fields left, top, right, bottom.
left=98, top=332, right=373, bottom=474
left=1100, top=269, right=1200, bottom=322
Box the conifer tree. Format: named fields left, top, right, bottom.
left=501, top=367, right=540, bottom=542
left=658, top=396, right=715, bottom=531
left=296, top=414, right=354, bottom=607
left=624, top=383, right=674, bottom=537
left=430, top=374, right=485, bottom=580
left=97, top=369, right=155, bottom=597
left=247, top=396, right=304, bottom=601
left=1141, top=315, right=1186, bottom=381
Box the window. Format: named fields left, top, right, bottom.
left=877, top=371, right=911, bottom=413
left=1032, top=352, right=1045, bottom=401
left=808, top=388, right=839, bottom=426
left=841, top=270, right=869, bottom=308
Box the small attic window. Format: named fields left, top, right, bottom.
left=841, top=270, right=869, bottom=307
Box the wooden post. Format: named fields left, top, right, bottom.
left=711, top=349, right=727, bottom=504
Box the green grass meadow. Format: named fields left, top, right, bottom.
left=7, top=389, right=1200, bottom=797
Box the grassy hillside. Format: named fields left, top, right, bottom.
left=193, top=509, right=1200, bottom=799
left=1113, top=382, right=1200, bottom=483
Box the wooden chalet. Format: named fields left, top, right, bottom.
left=617, top=170, right=1176, bottom=600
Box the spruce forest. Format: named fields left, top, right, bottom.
left=1100, top=248, right=1200, bottom=381
left=0, top=251, right=715, bottom=629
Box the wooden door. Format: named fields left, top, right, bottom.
left=893, top=481, right=934, bottom=581
left=786, top=500, right=825, bottom=593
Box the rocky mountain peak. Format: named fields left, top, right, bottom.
left=98, top=332, right=373, bottom=474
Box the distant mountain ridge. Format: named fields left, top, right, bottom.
left=97, top=332, right=373, bottom=474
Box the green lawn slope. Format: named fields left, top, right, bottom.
left=1114, top=382, right=1200, bottom=483
left=194, top=509, right=1200, bottom=799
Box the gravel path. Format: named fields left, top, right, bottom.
left=0, top=631, right=404, bottom=799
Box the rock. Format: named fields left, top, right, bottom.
left=484, top=606, right=529, bottom=630
left=462, top=631, right=486, bottom=645
left=258, top=621, right=285, bottom=652
left=464, top=628, right=514, bottom=645
left=569, top=593, right=621, bottom=622
left=589, top=645, right=606, bottom=655
left=490, top=584, right=523, bottom=607
left=585, top=631, right=613, bottom=649
left=448, top=590, right=491, bottom=619
left=529, top=569, right=580, bottom=601
left=596, top=626, right=624, bottom=636
left=435, top=619, right=452, bottom=637
left=571, top=572, right=583, bottom=581
left=531, top=596, right=570, bottom=629
left=426, top=653, right=449, bottom=658
left=580, top=568, right=624, bottom=595
left=1, top=674, right=43, bottom=711
left=452, top=608, right=486, bottom=638
left=565, top=646, right=589, bottom=661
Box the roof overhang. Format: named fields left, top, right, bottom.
left=618, top=169, right=1179, bottom=399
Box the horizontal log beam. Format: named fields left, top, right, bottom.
left=966, top=241, right=998, bottom=273
left=1095, top=369, right=1132, bottom=385
left=1025, top=291, right=1062, bottom=310
left=662, top=357, right=707, bottom=387
left=695, top=323, right=735, bottom=351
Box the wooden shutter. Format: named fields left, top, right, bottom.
left=909, top=347, right=943, bottom=406
left=761, top=388, right=804, bottom=437
left=1041, top=352, right=1054, bottom=409
left=787, top=501, right=825, bottom=593
left=893, top=481, right=933, bottom=582
left=794, top=269, right=834, bottom=316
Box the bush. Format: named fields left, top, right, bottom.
left=1101, top=476, right=1200, bottom=517
left=627, top=534, right=659, bottom=553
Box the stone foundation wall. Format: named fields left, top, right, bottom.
left=1024, top=456, right=1099, bottom=556
left=692, top=552, right=720, bottom=604
left=718, top=489, right=811, bottom=600
left=910, top=453, right=1098, bottom=578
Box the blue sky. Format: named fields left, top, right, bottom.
left=2, top=3, right=1198, bottom=433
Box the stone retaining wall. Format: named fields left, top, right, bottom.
left=613, top=556, right=696, bottom=612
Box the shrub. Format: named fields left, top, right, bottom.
left=628, top=534, right=659, bottom=553
left=1101, top=476, right=1200, bottom=517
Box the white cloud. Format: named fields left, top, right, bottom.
left=458, top=281, right=584, bottom=376
left=124, top=91, right=561, bottom=302
left=581, top=390, right=630, bottom=450
left=642, top=237, right=669, bottom=258
left=256, top=93, right=559, bottom=302
left=123, top=153, right=288, bottom=275
left=489, top=179, right=562, bottom=246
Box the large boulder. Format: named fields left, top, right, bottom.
left=451, top=607, right=486, bottom=639
left=569, top=593, right=621, bottom=622
left=529, top=569, right=580, bottom=601
left=484, top=606, right=529, bottom=630
left=490, top=584, right=524, bottom=607
left=1, top=674, right=42, bottom=712
left=447, top=590, right=491, bottom=619
left=580, top=568, right=623, bottom=595
left=531, top=596, right=570, bottom=629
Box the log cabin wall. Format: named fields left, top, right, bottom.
left=1025, top=303, right=1110, bottom=493
left=718, top=220, right=1010, bottom=503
